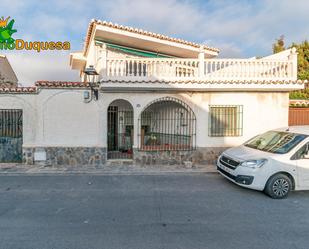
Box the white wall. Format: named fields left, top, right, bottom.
left=0, top=89, right=104, bottom=148
left=40, top=90, right=101, bottom=146
left=0, top=89, right=289, bottom=149
left=101, top=91, right=289, bottom=148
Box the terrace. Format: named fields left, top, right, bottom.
left=71, top=20, right=299, bottom=85
left=105, top=54, right=297, bottom=82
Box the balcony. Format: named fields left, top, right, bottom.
left=92, top=48, right=304, bottom=92
left=104, top=57, right=297, bottom=82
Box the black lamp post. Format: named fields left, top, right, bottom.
left=84, top=65, right=99, bottom=101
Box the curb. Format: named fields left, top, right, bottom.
left=0, top=168, right=217, bottom=176
left=0, top=171, right=218, bottom=176
left=0, top=163, right=217, bottom=176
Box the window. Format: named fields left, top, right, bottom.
left=245, top=131, right=307, bottom=154
left=209, top=105, right=243, bottom=137
left=292, top=142, right=309, bottom=160
left=0, top=109, right=23, bottom=138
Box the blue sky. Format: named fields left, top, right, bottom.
left=2, top=0, right=309, bottom=85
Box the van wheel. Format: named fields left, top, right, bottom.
left=264, top=174, right=292, bottom=199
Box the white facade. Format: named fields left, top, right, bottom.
left=0, top=20, right=306, bottom=165
left=0, top=89, right=289, bottom=149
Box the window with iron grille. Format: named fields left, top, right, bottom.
left=0, top=109, right=23, bottom=138
left=138, top=97, right=196, bottom=151
left=209, top=105, right=243, bottom=137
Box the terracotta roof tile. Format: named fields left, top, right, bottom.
left=83, top=20, right=219, bottom=56
left=0, top=87, right=37, bottom=94
left=100, top=79, right=307, bottom=85
left=0, top=81, right=93, bottom=94
left=290, top=99, right=309, bottom=105
left=0, top=79, right=306, bottom=94
left=35, top=81, right=90, bottom=88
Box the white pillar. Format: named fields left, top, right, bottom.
left=288, top=47, right=298, bottom=80
left=97, top=43, right=107, bottom=80
left=198, top=46, right=205, bottom=78
left=133, top=106, right=141, bottom=150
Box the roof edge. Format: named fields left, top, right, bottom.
left=83, top=19, right=220, bottom=56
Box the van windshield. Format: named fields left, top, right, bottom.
left=244, top=131, right=307, bottom=154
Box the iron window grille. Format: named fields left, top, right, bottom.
left=138, top=97, right=196, bottom=151
left=0, top=109, right=23, bottom=163
left=0, top=109, right=23, bottom=138
left=209, top=105, right=243, bottom=137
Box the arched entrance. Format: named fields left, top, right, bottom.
left=107, top=99, right=134, bottom=159
left=138, top=97, right=196, bottom=151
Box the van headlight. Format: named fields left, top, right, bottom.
left=240, top=159, right=267, bottom=169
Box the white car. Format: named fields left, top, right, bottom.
left=217, top=126, right=309, bottom=199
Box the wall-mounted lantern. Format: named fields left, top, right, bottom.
left=83, top=65, right=99, bottom=101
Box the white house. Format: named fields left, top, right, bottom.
left=0, top=20, right=306, bottom=166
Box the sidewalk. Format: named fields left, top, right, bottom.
left=0, top=163, right=217, bottom=175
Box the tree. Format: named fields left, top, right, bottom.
left=273, top=37, right=309, bottom=99
left=273, top=36, right=309, bottom=81
left=272, top=35, right=285, bottom=54
left=289, top=40, right=309, bottom=81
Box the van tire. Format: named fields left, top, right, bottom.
left=264, top=174, right=292, bottom=199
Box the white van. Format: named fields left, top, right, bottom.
left=217, top=126, right=309, bottom=199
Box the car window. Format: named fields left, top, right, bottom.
left=292, top=143, right=309, bottom=160
left=245, top=131, right=307, bottom=154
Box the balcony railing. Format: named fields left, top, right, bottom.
left=104, top=56, right=297, bottom=81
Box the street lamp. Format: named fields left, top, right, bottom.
left=84, top=65, right=99, bottom=101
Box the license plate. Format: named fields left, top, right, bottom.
left=219, top=164, right=233, bottom=175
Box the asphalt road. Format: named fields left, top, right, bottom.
left=0, top=173, right=309, bottom=249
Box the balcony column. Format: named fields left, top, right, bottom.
left=198, top=46, right=205, bottom=78
left=97, top=43, right=107, bottom=80
left=288, top=47, right=298, bottom=80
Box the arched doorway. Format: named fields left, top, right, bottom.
left=107, top=99, right=134, bottom=159
left=138, top=97, right=196, bottom=151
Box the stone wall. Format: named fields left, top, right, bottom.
left=23, top=147, right=107, bottom=167
left=133, top=147, right=228, bottom=167
left=22, top=146, right=226, bottom=167
left=23, top=147, right=35, bottom=164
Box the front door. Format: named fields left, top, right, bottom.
left=107, top=102, right=133, bottom=159
left=0, top=109, right=23, bottom=163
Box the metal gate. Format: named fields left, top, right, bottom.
left=0, top=109, right=23, bottom=163
left=107, top=106, right=133, bottom=159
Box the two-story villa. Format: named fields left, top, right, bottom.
left=0, top=20, right=306, bottom=166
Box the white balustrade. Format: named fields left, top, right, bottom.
left=105, top=57, right=295, bottom=81
left=203, top=59, right=294, bottom=81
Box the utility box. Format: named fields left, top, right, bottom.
left=34, top=148, right=47, bottom=162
